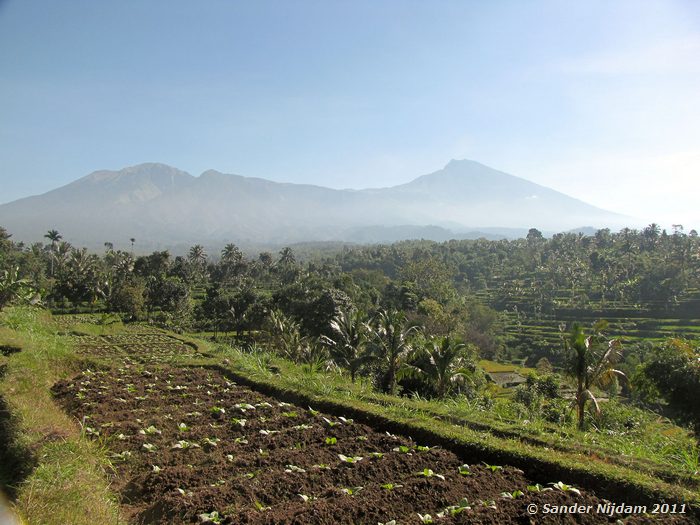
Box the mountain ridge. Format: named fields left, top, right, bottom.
left=0, top=160, right=627, bottom=249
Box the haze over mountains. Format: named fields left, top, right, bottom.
left=0, top=160, right=626, bottom=250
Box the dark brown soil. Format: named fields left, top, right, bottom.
left=51, top=360, right=694, bottom=525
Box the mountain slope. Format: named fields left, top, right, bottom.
left=0, top=160, right=625, bottom=248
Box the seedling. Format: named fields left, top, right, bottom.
left=312, top=463, right=331, bottom=470
left=298, top=494, right=315, bottom=503
left=393, top=445, right=411, bottom=454
left=378, top=521, right=397, bottom=525
left=338, top=454, right=363, bottom=464
left=285, top=464, right=306, bottom=473
left=198, top=511, right=222, bottom=524
left=172, top=440, right=200, bottom=450
left=226, top=454, right=234, bottom=462
left=259, top=429, right=279, bottom=435
left=418, top=514, right=434, bottom=524
left=482, top=462, right=502, bottom=472
left=142, top=443, right=157, bottom=452
left=234, top=436, right=248, bottom=444
left=234, top=403, right=255, bottom=412
left=308, top=407, right=320, bottom=416
left=356, top=435, right=368, bottom=441
left=458, top=464, right=472, bottom=476
left=369, top=452, right=384, bottom=459
left=415, top=445, right=431, bottom=452
left=500, top=490, right=524, bottom=499
left=202, top=437, right=220, bottom=448
left=178, top=422, right=190, bottom=432
left=253, top=501, right=270, bottom=512
left=339, top=416, right=353, bottom=424
left=527, top=483, right=552, bottom=492
left=282, top=411, right=298, bottom=418
left=325, top=437, right=337, bottom=446
left=140, top=425, right=161, bottom=436
left=323, top=417, right=339, bottom=427
left=176, top=488, right=193, bottom=497
left=416, top=468, right=445, bottom=480
left=152, top=465, right=161, bottom=473
left=210, top=406, right=226, bottom=418
left=381, top=483, right=403, bottom=491
left=437, top=498, right=472, bottom=517
left=230, top=418, right=247, bottom=427
left=550, top=481, right=581, bottom=495
left=340, top=486, right=363, bottom=496
left=293, top=424, right=313, bottom=430
left=111, top=451, right=132, bottom=462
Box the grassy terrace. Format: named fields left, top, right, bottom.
left=1, top=310, right=698, bottom=523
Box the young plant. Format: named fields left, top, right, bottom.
left=324, top=437, right=337, bottom=446
left=418, top=514, right=434, bottom=524
left=253, top=501, right=270, bottom=512
left=284, top=464, right=306, bottom=473
left=458, top=464, right=472, bottom=476
left=550, top=481, right=581, bottom=495
left=177, top=422, right=190, bottom=432
left=369, top=452, right=384, bottom=459
left=482, top=462, right=502, bottom=472
left=437, top=498, right=471, bottom=518
left=415, top=468, right=445, bottom=480
left=338, top=454, right=363, bottom=464
left=198, top=511, right=222, bottom=524
left=340, top=486, right=363, bottom=496
left=230, top=417, right=247, bottom=427
left=500, top=490, right=524, bottom=499
left=381, top=483, right=403, bottom=491
left=142, top=443, right=157, bottom=452
left=527, top=483, right=552, bottom=492
left=393, top=445, right=412, bottom=454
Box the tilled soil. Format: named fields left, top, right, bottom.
left=51, top=349, right=693, bottom=524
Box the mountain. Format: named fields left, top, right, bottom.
left=0, top=160, right=626, bottom=249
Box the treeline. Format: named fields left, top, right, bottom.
left=1, top=224, right=699, bottom=431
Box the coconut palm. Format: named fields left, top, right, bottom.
left=321, top=309, right=372, bottom=382
left=564, top=322, right=626, bottom=430
left=44, top=229, right=62, bottom=276
left=221, top=243, right=243, bottom=264
left=400, top=336, right=475, bottom=398
left=371, top=309, right=420, bottom=395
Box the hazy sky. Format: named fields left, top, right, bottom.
left=1, top=1, right=699, bottom=228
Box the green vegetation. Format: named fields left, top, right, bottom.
left=2, top=222, right=700, bottom=518
left=0, top=307, right=123, bottom=524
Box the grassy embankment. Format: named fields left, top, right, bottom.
left=0, top=307, right=124, bottom=525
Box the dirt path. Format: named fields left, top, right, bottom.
left=51, top=333, right=692, bottom=524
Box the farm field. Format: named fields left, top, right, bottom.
left=1, top=311, right=698, bottom=524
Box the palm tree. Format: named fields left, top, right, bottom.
left=371, top=309, right=420, bottom=395
left=221, top=243, right=242, bottom=264
left=130, top=238, right=136, bottom=253
left=564, top=322, right=626, bottom=430
left=188, top=244, right=208, bottom=282
left=400, top=336, right=475, bottom=398
left=321, top=309, right=372, bottom=382
left=44, top=229, right=62, bottom=276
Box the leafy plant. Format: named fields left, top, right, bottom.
left=418, top=514, right=434, bottom=524
left=338, top=454, right=363, bottom=464
left=550, top=481, right=581, bottom=495
left=458, top=464, right=472, bottom=476
left=340, top=486, right=363, bottom=496
left=482, top=462, right=502, bottom=472
left=437, top=498, right=471, bottom=517
left=416, top=468, right=445, bottom=480
left=325, top=437, right=337, bottom=445
left=284, top=464, right=306, bottom=473
left=198, top=510, right=222, bottom=524
left=500, top=490, right=524, bottom=499
left=381, top=483, right=403, bottom=490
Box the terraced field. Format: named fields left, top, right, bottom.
left=47, top=327, right=695, bottom=524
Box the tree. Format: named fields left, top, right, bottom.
left=563, top=322, right=626, bottom=430
left=321, top=309, right=372, bottom=382
left=0, top=267, right=39, bottom=311
left=44, top=229, right=62, bottom=276
left=371, top=309, right=420, bottom=395
left=400, top=336, right=476, bottom=398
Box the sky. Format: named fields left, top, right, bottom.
left=1, top=0, right=699, bottom=228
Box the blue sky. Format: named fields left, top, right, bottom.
left=1, top=0, right=699, bottom=227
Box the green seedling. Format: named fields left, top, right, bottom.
left=338, top=454, right=363, bottom=464
left=152, top=465, right=161, bottom=473
left=230, top=418, right=247, bottom=427
left=293, top=423, right=313, bottom=430
left=378, top=521, right=397, bottom=525
left=285, top=464, right=306, bottom=473
left=437, top=498, right=472, bottom=518
left=369, top=452, right=384, bottom=459
left=234, top=436, right=248, bottom=444
left=139, top=425, right=161, bottom=436
left=298, top=494, right=315, bottom=503
left=482, top=462, right=502, bottom=472
left=325, top=437, right=337, bottom=446
left=418, top=514, right=434, bottom=524
left=253, top=501, right=270, bottom=512
left=356, top=435, right=368, bottom=441
left=501, top=490, right=524, bottom=499
left=381, top=483, right=403, bottom=491
left=198, top=511, right=222, bottom=524
left=313, top=463, right=331, bottom=470
left=142, top=443, right=157, bottom=452
left=210, top=406, right=226, bottom=418
left=416, top=468, right=445, bottom=480
left=172, top=440, right=200, bottom=450
left=226, top=454, right=234, bottom=462
left=339, top=416, right=353, bottom=424
left=415, top=445, right=431, bottom=452
left=458, top=464, right=472, bottom=476
left=234, top=403, right=255, bottom=412
left=178, top=422, right=190, bottom=432
left=176, top=487, right=193, bottom=497
left=323, top=417, right=339, bottom=427
left=393, top=445, right=411, bottom=454
left=259, top=429, right=279, bottom=435
left=111, top=451, right=132, bottom=462
left=308, top=407, right=320, bottom=416
left=202, top=437, right=220, bottom=448
left=340, top=486, right=363, bottom=496
left=282, top=411, right=298, bottom=418
left=527, top=483, right=552, bottom=492
left=550, top=481, right=581, bottom=495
